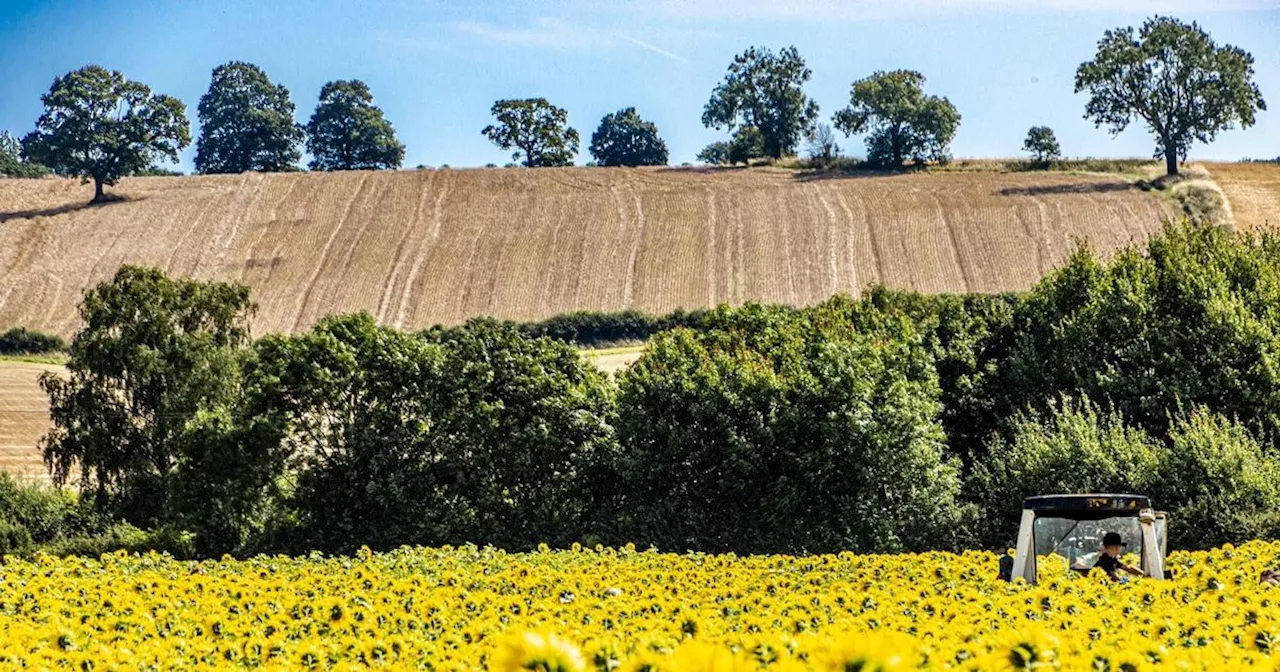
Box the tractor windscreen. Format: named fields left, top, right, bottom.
left=1033, top=515, right=1142, bottom=577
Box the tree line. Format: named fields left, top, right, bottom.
left=4, top=222, right=1277, bottom=558
left=0, top=16, right=1266, bottom=201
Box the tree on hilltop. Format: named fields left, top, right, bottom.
left=1023, top=126, right=1061, bottom=166
left=589, top=107, right=669, bottom=167
left=833, top=70, right=960, bottom=169
left=482, top=98, right=579, bottom=167
left=21, top=66, right=189, bottom=202
left=1075, top=16, right=1265, bottom=177
left=703, top=46, right=819, bottom=160
left=195, top=61, right=304, bottom=174
left=305, top=79, right=405, bottom=171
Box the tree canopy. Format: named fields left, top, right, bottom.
left=40, top=266, right=255, bottom=529
left=195, top=61, right=304, bottom=174
left=1075, top=15, right=1265, bottom=176
left=702, top=46, right=819, bottom=160
left=1023, top=126, right=1061, bottom=165
left=305, top=80, right=405, bottom=171
left=833, top=70, right=960, bottom=168
left=588, top=107, right=669, bottom=167
left=21, top=66, right=189, bottom=201
left=482, top=98, right=579, bottom=167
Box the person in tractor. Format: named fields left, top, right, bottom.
left=1095, top=531, right=1146, bottom=582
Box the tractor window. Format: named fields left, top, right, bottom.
left=1033, top=516, right=1142, bottom=580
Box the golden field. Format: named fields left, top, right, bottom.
left=1208, top=162, right=1280, bottom=230
left=3, top=543, right=1280, bottom=670
left=0, top=360, right=60, bottom=482
left=0, top=167, right=1170, bottom=338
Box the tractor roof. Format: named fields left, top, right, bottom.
left=1022, top=494, right=1150, bottom=520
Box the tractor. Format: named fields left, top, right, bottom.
left=998, top=494, right=1170, bottom=584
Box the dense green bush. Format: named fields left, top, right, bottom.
left=995, top=224, right=1280, bottom=443
left=1149, top=410, right=1280, bottom=549
left=613, top=298, right=967, bottom=554
left=254, top=315, right=617, bottom=554
left=0, top=327, right=67, bottom=355
left=518, top=308, right=714, bottom=347
left=968, top=396, right=1162, bottom=548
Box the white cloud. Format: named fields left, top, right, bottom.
left=647, top=0, right=1280, bottom=21
left=454, top=17, right=686, bottom=60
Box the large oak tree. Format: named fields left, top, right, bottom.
left=195, top=61, right=304, bottom=174
left=21, top=66, right=189, bottom=202
left=305, top=80, right=405, bottom=171
left=1075, top=16, right=1265, bottom=177
left=702, top=46, right=819, bottom=160
left=482, top=98, right=579, bottom=167
left=833, top=70, right=960, bottom=169
left=589, top=107, right=668, bottom=167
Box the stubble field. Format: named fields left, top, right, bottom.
left=0, top=167, right=1170, bottom=339
left=1207, top=162, right=1280, bottom=230
left=0, top=360, right=60, bottom=482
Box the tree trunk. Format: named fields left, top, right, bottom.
left=1164, top=140, right=1179, bottom=177
left=92, top=176, right=105, bottom=203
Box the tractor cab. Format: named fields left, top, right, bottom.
left=1001, top=494, right=1169, bottom=584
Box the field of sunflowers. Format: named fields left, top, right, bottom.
left=3, top=543, right=1280, bottom=670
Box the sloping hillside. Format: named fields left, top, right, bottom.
left=0, top=167, right=1169, bottom=338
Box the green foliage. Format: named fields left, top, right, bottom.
left=1023, top=126, right=1061, bottom=166
left=0, top=131, right=49, bottom=178
left=305, top=79, right=405, bottom=171
left=21, top=66, right=189, bottom=202
left=1149, top=410, right=1280, bottom=549
left=0, top=327, right=67, bottom=355
left=40, top=266, right=254, bottom=530
left=253, top=315, right=617, bottom=554
left=833, top=70, right=960, bottom=169
left=861, top=287, right=1016, bottom=464
left=195, top=61, right=304, bottom=174
left=696, top=141, right=731, bottom=166
left=482, top=98, right=579, bottom=167
left=702, top=46, right=819, bottom=159
left=589, top=107, right=668, bottom=167
left=968, top=396, right=1162, bottom=548
left=1075, top=16, right=1266, bottom=176
left=518, top=308, right=714, bottom=347
left=995, top=224, right=1280, bottom=443
left=613, top=299, right=966, bottom=554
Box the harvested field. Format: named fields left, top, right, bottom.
left=0, top=360, right=59, bottom=482
left=0, top=168, right=1170, bottom=338
left=1207, top=162, right=1280, bottom=230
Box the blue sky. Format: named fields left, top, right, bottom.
left=1, top=0, right=1277, bottom=171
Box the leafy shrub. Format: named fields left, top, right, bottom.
left=260, top=315, right=618, bottom=554
left=518, top=308, right=714, bottom=347
left=1148, top=410, right=1280, bottom=549
left=0, top=518, right=33, bottom=556
left=613, top=299, right=966, bottom=554
left=968, top=396, right=1162, bottom=548
left=0, top=327, right=66, bottom=355
left=995, top=224, right=1280, bottom=442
